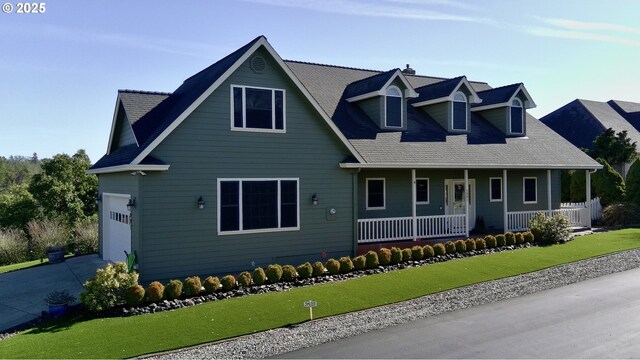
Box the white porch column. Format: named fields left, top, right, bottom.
left=503, top=169, right=508, bottom=232
left=464, top=169, right=469, bottom=237
left=412, top=169, right=417, bottom=241
left=586, top=169, right=592, bottom=228
left=547, top=170, right=552, bottom=217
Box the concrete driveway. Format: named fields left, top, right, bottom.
left=0, top=255, right=106, bottom=332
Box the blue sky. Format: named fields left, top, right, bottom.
left=1, top=0, right=639, bottom=162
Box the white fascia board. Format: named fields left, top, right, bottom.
left=86, top=164, right=170, bottom=175
left=471, top=102, right=509, bottom=112
left=345, top=91, right=379, bottom=103
left=132, top=36, right=366, bottom=165
left=455, top=77, right=482, bottom=104
left=512, top=84, right=537, bottom=109
left=339, top=163, right=603, bottom=170
left=383, top=70, right=418, bottom=99
left=106, top=96, right=122, bottom=155
left=411, top=97, right=449, bottom=108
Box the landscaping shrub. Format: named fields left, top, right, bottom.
left=411, top=246, right=424, bottom=261
left=515, top=232, right=525, bottom=245
left=71, top=217, right=98, bottom=255
left=454, top=239, right=466, bottom=253
left=433, top=243, right=446, bottom=256
left=401, top=248, right=412, bottom=262
left=80, top=262, right=139, bottom=312
left=124, top=285, right=145, bottom=306
left=282, top=265, right=297, bottom=282
left=221, top=275, right=236, bottom=291
left=505, top=232, right=516, bottom=246
left=602, top=203, right=640, bottom=227
left=326, top=258, right=340, bottom=275
left=339, top=257, right=354, bottom=273
left=390, top=247, right=402, bottom=264
left=353, top=255, right=366, bottom=270
left=592, top=158, right=625, bottom=206
left=365, top=250, right=379, bottom=268
left=266, top=264, right=283, bottom=283
left=252, top=268, right=266, bottom=285
left=203, top=276, right=220, bottom=293
left=626, top=159, right=640, bottom=206
left=378, top=248, right=392, bottom=266
left=523, top=231, right=535, bottom=243
left=495, top=234, right=506, bottom=247
left=529, top=212, right=571, bottom=245
left=237, top=271, right=252, bottom=287
left=27, top=218, right=69, bottom=260
left=183, top=276, right=202, bottom=296
left=164, top=280, right=183, bottom=300
left=296, top=262, right=313, bottom=279
left=0, top=228, right=28, bottom=266
left=145, top=281, right=164, bottom=302
left=444, top=241, right=456, bottom=254
left=465, top=238, right=476, bottom=251
left=422, top=245, right=434, bottom=258
left=475, top=238, right=486, bottom=250
left=312, top=261, right=325, bottom=277
left=485, top=235, right=497, bottom=248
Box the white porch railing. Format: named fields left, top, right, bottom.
left=561, top=197, right=602, bottom=221
left=357, top=214, right=467, bottom=243
left=506, top=207, right=588, bottom=232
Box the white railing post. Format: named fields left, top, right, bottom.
left=586, top=170, right=592, bottom=228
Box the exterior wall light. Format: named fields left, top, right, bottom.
left=95, top=193, right=102, bottom=205
left=126, top=197, right=136, bottom=211
left=312, top=193, right=318, bottom=205
left=198, top=196, right=205, bottom=209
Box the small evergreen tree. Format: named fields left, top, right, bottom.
left=626, top=159, right=640, bottom=206
left=592, top=158, right=625, bottom=206
left=588, top=128, right=637, bottom=165
left=569, top=170, right=587, bottom=202
left=560, top=170, right=572, bottom=202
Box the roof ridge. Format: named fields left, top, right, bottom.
left=476, top=82, right=521, bottom=93
left=284, top=59, right=382, bottom=73
left=119, top=89, right=172, bottom=96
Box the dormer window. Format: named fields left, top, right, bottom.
left=385, top=86, right=403, bottom=128
left=452, top=91, right=467, bottom=131
left=510, top=98, right=524, bottom=134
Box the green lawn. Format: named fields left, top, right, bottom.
left=0, top=255, right=75, bottom=274
left=3, top=229, right=640, bottom=359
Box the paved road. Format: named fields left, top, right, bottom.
left=279, top=267, right=640, bottom=359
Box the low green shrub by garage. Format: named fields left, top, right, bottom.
left=237, top=272, right=252, bottom=287
left=80, top=262, right=139, bottom=312
left=433, top=243, right=446, bottom=256
left=411, top=246, right=424, bottom=261
left=312, top=261, right=325, bottom=277
left=475, top=238, right=486, bottom=250
left=485, top=235, right=497, bottom=248
left=495, top=234, right=506, bottom=247
left=422, top=245, right=434, bottom=258
left=378, top=248, right=392, bottom=266
left=266, top=264, right=283, bottom=283
left=444, top=241, right=456, bottom=254
left=164, top=280, right=183, bottom=300
left=365, top=251, right=379, bottom=268
left=465, top=238, right=476, bottom=251
left=390, top=247, right=402, bottom=264
left=339, top=257, right=354, bottom=273
left=282, top=265, right=297, bottom=282
left=124, top=285, right=145, bottom=307
left=454, top=239, right=466, bottom=253
left=523, top=231, right=534, bottom=243
left=145, top=281, right=164, bottom=303
left=326, top=259, right=340, bottom=275
left=401, top=248, right=412, bottom=262
left=353, top=255, right=366, bottom=270
left=252, top=268, right=266, bottom=286
left=203, top=276, right=220, bottom=294
left=221, top=275, right=236, bottom=292
left=505, top=232, right=516, bottom=246
left=515, top=232, right=525, bottom=245
left=183, top=276, right=202, bottom=297
left=296, top=262, right=313, bottom=279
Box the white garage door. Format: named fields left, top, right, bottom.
left=102, top=193, right=132, bottom=263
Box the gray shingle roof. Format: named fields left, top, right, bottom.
left=118, top=90, right=170, bottom=125
left=578, top=99, right=640, bottom=146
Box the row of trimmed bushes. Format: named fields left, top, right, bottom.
left=110, top=231, right=535, bottom=309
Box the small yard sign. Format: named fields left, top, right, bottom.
left=304, top=300, right=317, bottom=320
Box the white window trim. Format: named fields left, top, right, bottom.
left=416, top=178, right=430, bottom=205
left=509, top=98, right=524, bottom=135
left=230, top=84, right=287, bottom=133
left=451, top=91, right=468, bottom=131
left=489, top=177, right=503, bottom=202
left=366, top=178, right=386, bottom=210
left=384, top=85, right=403, bottom=129
left=217, top=178, right=300, bottom=235
left=523, top=177, right=537, bottom=204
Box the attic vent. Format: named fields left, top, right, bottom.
left=250, top=56, right=266, bottom=73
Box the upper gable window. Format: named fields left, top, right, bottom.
left=452, top=91, right=467, bottom=131
left=385, top=86, right=402, bottom=128
left=510, top=98, right=524, bottom=134
left=231, top=85, right=285, bottom=132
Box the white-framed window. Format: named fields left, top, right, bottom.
left=416, top=178, right=429, bottom=204
left=523, top=177, right=537, bottom=204
left=490, top=177, right=502, bottom=202
left=231, top=85, right=286, bottom=132
left=385, top=86, right=403, bottom=128
left=217, top=178, right=299, bottom=235
left=366, top=178, right=385, bottom=210
left=510, top=98, right=524, bottom=134
left=452, top=91, right=467, bottom=131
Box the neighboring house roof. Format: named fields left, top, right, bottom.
left=541, top=99, right=640, bottom=152
left=608, top=99, right=640, bottom=131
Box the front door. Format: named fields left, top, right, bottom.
left=445, top=179, right=476, bottom=230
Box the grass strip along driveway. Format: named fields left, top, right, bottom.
left=3, top=229, right=640, bottom=359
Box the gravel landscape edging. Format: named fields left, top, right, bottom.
left=144, top=249, right=640, bottom=360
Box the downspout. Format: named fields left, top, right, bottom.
left=547, top=170, right=552, bottom=217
